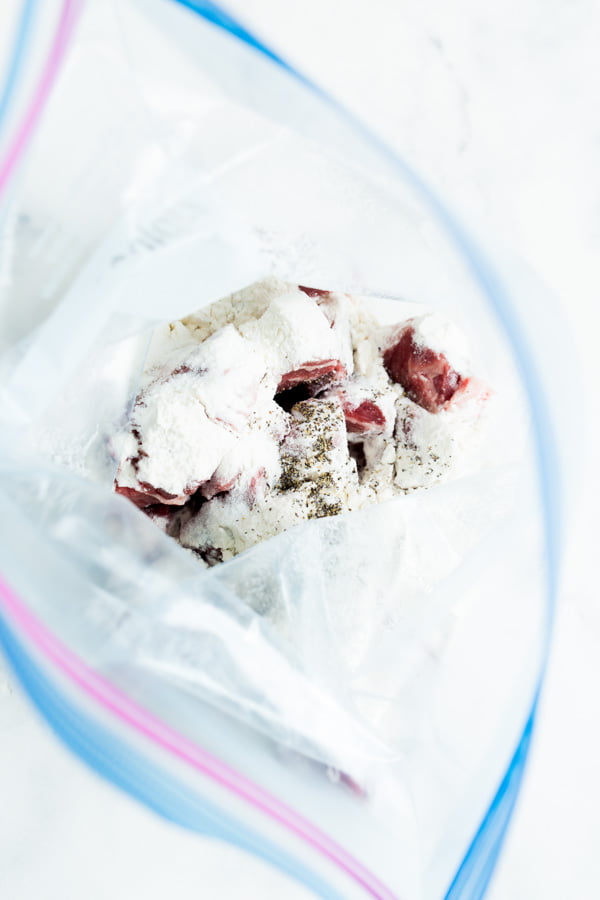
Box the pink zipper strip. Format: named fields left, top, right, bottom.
left=0, top=0, right=83, bottom=199
left=0, top=574, right=397, bottom=899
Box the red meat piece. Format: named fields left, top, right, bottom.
left=344, top=399, right=386, bottom=434
left=298, top=285, right=331, bottom=299
left=115, top=480, right=192, bottom=508
left=200, top=473, right=238, bottom=501
left=383, top=326, right=466, bottom=414
left=324, top=386, right=387, bottom=435
left=278, top=359, right=346, bottom=392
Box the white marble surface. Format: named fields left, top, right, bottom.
left=1, top=1, right=599, bottom=898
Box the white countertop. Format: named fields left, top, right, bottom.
left=1, top=1, right=599, bottom=898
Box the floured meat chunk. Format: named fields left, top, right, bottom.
left=179, top=398, right=359, bottom=562
left=239, top=289, right=352, bottom=391
left=279, top=399, right=356, bottom=500
left=394, top=384, right=487, bottom=490
left=115, top=390, right=236, bottom=508
left=114, top=279, right=489, bottom=564
left=380, top=313, right=489, bottom=489
left=323, top=380, right=395, bottom=436
left=115, top=326, right=272, bottom=506
left=382, top=314, right=471, bottom=414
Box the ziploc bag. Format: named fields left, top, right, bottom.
left=0, top=2, right=566, bottom=899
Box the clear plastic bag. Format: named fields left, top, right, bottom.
left=0, top=3, right=567, bottom=899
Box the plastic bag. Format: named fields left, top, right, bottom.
left=0, top=2, right=567, bottom=898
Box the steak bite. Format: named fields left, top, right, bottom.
left=114, top=325, right=273, bottom=507
left=277, top=359, right=347, bottom=392
left=344, top=400, right=386, bottom=433
left=179, top=398, right=359, bottom=564
left=279, top=398, right=357, bottom=499
left=383, top=315, right=470, bottom=414
left=115, top=388, right=236, bottom=507
left=240, top=289, right=353, bottom=389
left=322, top=381, right=396, bottom=437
